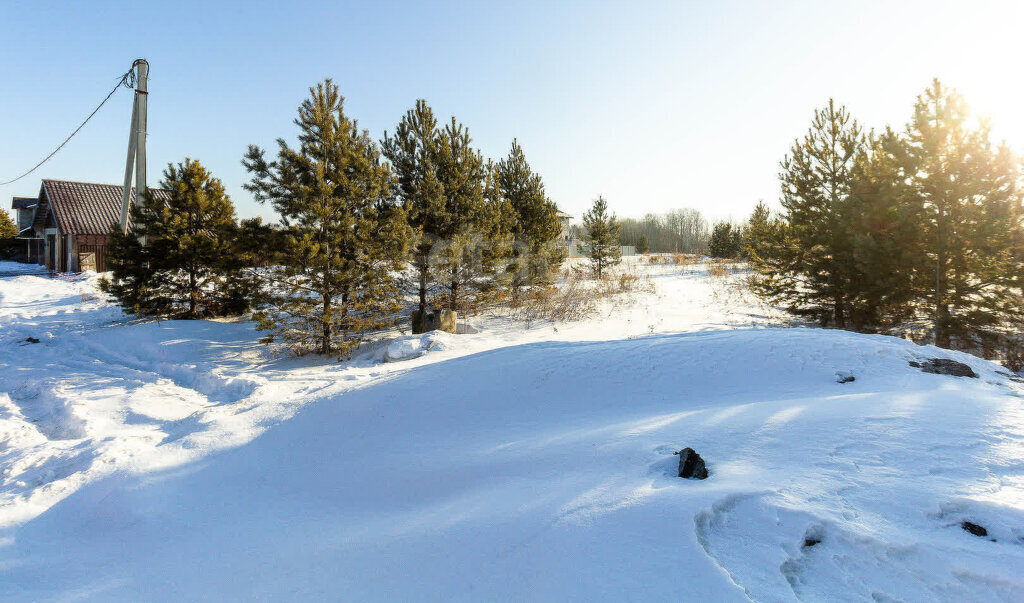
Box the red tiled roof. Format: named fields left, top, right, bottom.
left=41, top=180, right=170, bottom=235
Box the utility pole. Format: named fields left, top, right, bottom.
left=118, top=59, right=149, bottom=233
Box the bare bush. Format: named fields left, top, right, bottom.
left=513, top=265, right=653, bottom=323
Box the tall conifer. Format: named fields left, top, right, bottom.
left=903, top=79, right=1023, bottom=347
left=757, top=99, right=866, bottom=326
left=243, top=79, right=410, bottom=357
left=497, top=140, right=563, bottom=286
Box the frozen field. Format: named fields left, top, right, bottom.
left=1, top=258, right=1022, bottom=600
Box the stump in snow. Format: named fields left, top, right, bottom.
left=674, top=447, right=708, bottom=480
left=909, top=358, right=977, bottom=378
left=411, top=308, right=457, bottom=334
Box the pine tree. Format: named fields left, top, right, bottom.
left=744, top=202, right=773, bottom=260
left=709, top=221, right=737, bottom=258
left=463, top=160, right=515, bottom=307
left=244, top=79, right=410, bottom=358
left=101, top=159, right=239, bottom=318
left=903, top=79, right=1023, bottom=348
left=383, top=101, right=498, bottom=317
left=430, top=117, right=489, bottom=312
left=636, top=235, right=650, bottom=254
left=844, top=128, right=922, bottom=330
left=497, top=139, right=563, bottom=286
left=755, top=99, right=866, bottom=327
left=0, top=210, right=17, bottom=239
left=582, top=196, right=621, bottom=278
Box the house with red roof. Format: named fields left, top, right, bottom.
left=11, top=180, right=168, bottom=272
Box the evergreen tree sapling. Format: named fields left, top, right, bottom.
left=381, top=100, right=443, bottom=315
left=756, top=99, right=866, bottom=327
left=709, top=221, right=740, bottom=258
left=636, top=235, right=650, bottom=255
left=844, top=128, right=922, bottom=329
left=244, top=79, right=410, bottom=358
left=430, top=117, right=489, bottom=312
left=101, top=158, right=240, bottom=318
left=0, top=210, right=17, bottom=239
left=383, top=101, right=513, bottom=316
left=582, top=196, right=622, bottom=278
left=497, top=139, right=563, bottom=286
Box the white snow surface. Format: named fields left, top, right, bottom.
left=1, top=259, right=1023, bottom=601
left=0, top=261, right=48, bottom=275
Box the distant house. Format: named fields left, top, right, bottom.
left=556, top=210, right=573, bottom=245
left=12, top=180, right=168, bottom=272
left=11, top=196, right=43, bottom=263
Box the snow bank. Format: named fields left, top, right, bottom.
left=383, top=331, right=454, bottom=362
left=1, top=262, right=1022, bottom=600
left=2, top=328, right=1022, bottom=600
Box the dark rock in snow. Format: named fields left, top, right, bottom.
left=803, top=537, right=821, bottom=548
left=24, top=337, right=39, bottom=344
left=962, top=521, right=988, bottom=537
left=835, top=371, right=855, bottom=384
left=674, top=447, right=708, bottom=480
left=910, top=358, right=977, bottom=378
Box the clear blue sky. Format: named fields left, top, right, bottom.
left=3, top=1, right=1022, bottom=224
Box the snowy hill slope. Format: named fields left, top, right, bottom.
left=0, top=260, right=782, bottom=529
left=3, top=327, right=1023, bottom=600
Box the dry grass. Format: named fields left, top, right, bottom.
left=512, top=265, right=654, bottom=323
left=708, top=264, right=730, bottom=278
left=645, top=253, right=694, bottom=266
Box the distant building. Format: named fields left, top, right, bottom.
left=556, top=210, right=573, bottom=247
left=11, top=196, right=43, bottom=263
left=11, top=180, right=168, bottom=272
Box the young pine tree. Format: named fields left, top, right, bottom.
left=430, top=117, right=490, bottom=312
left=759, top=99, right=866, bottom=327
left=0, top=210, right=17, bottom=239
left=636, top=235, right=650, bottom=255
left=582, top=196, right=621, bottom=278
left=844, top=128, right=922, bottom=330
left=101, top=159, right=239, bottom=318
left=903, top=79, right=1023, bottom=348
left=708, top=221, right=736, bottom=258
left=243, top=79, right=410, bottom=358
left=383, top=101, right=504, bottom=316
left=497, top=139, right=563, bottom=286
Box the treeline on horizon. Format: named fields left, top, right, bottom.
left=101, top=79, right=568, bottom=358
left=742, top=79, right=1024, bottom=366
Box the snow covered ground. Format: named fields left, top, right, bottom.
left=0, top=260, right=47, bottom=278
left=1, top=258, right=1023, bottom=600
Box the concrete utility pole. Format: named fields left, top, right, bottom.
left=118, top=59, right=149, bottom=233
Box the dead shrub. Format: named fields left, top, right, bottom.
left=513, top=265, right=653, bottom=323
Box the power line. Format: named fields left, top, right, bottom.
left=0, top=67, right=137, bottom=187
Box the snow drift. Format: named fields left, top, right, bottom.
left=3, top=328, right=1023, bottom=600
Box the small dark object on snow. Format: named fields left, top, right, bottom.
left=996, top=370, right=1024, bottom=384
left=24, top=337, right=39, bottom=344
left=962, top=521, right=987, bottom=537
left=674, top=447, right=709, bottom=480
left=909, top=358, right=977, bottom=378
left=835, top=371, right=855, bottom=383
left=803, top=538, right=821, bottom=548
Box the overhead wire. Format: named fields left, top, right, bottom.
left=0, top=66, right=137, bottom=186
